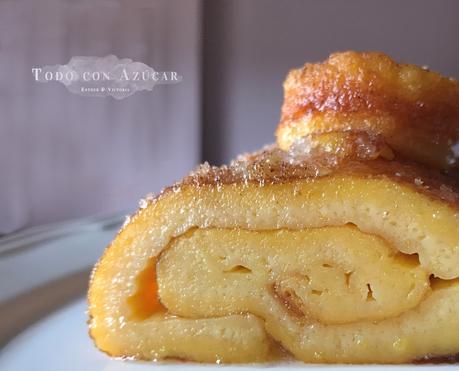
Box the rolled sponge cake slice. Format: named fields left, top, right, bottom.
left=88, top=145, right=459, bottom=363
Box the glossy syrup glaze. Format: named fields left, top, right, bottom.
left=276, top=51, right=459, bottom=172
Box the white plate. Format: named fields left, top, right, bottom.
left=0, top=216, right=456, bottom=370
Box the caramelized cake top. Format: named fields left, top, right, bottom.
left=276, top=51, right=459, bottom=171
left=136, top=133, right=459, bottom=213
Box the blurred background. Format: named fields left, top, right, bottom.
left=1, top=0, right=459, bottom=233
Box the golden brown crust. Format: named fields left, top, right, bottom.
left=276, top=51, right=459, bottom=173
left=165, top=145, right=459, bottom=210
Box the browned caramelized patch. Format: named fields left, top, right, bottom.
left=271, top=283, right=306, bottom=319
left=275, top=51, right=459, bottom=171
left=279, top=52, right=458, bottom=123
